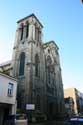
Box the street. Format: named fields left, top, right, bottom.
left=29, top=121, right=70, bottom=125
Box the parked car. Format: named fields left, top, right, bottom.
left=68, top=116, right=83, bottom=125
left=4, top=114, right=28, bottom=125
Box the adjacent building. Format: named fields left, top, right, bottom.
left=0, top=14, right=65, bottom=119
left=0, top=72, right=17, bottom=125
left=64, top=97, right=74, bottom=117
left=64, top=88, right=83, bottom=116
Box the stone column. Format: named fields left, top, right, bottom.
left=11, top=103, right=17, bottom=115
left=28, top=23, right=33, bottom=41
left=33, top=24, right=35, bottom=40
left=28, top=23, right=35, bottom=41
left=18, top=26, right=23, bottom=42
left=23, top=25, right=27, bottom=40
left=40, top=31, right=43, bottom=42
left=11, top=28, right=20, bottom=76
left=13, top=28, right=19, bottom=48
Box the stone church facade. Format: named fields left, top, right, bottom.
left=0, top=14, right=65, bottom=119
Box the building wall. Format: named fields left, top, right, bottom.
left=75, top=90, right=83, bottom=114
left=0, top=61, right=12, bottom=76
left=64, top=97, right=74, bottom=117
left=0, top=73, right=17, bottom=125
left=64, top=88, right=79, bottom=114
left=43, top=41, right=65, bottom=118
left=0, top=73, right=17, bottom=105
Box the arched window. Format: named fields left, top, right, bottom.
left=36, top=95, right=40, bottom=110
left=46, top=55, right=52, bottom=84
left=20, top=24, right=24, bottom=40
left=35, top=54, right=39, bottom=77
left=26, top=22, right=29, bottom=38
left=46, top=55, right=52, bottom=66
left=35, top=27, right=39, bottom=41
left=19, top=52, right=25, bottom=76
left=47, top=66, right=50, bottom=83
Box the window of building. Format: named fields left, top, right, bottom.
left=8, top=83, right=13, bottom=97
left=35, top=54, right=39, bottom=77
left=20, top=24, right=24, bottom=40
left=48, top=49, right=50, bottom=53
left=46, top=55, right=52, bottom=84
left=47, top=66, right=50, bottom=83
left=46, top=55, right=52, bottom=66
left=52, top=77, right=55, bottom=85
left=19, top=52, right=25, bottom=76
left=36, top=95, right=40, bottom=110
left=35, top=27, right=39, bottom=41
left=46, top=85, right=54, bottom=95
left=38, top=29, right=41, bottom=42
left=26, top=22, right=29, bottom=38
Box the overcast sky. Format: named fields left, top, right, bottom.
left=0, top=0, right=83, bottom=92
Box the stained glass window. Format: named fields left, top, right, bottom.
left=19, top=52, right=25, bottom=76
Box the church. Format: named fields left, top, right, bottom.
left=0, top=14, right=65, bottom=119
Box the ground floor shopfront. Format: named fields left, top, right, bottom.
left=0, top=73, right=17, bottom=125
left=0, top=103, right=16, bottom=125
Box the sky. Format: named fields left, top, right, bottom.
left=0, top=0, right=83, bottom=92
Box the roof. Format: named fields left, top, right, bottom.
left=64, top=88, right=76, bottom=91
left=43, top=41, right=59, bottom=50
left=0, top=60, right=11, bottom=67
left=64, top=97, right=70, bottom=102
left=17, top=13, right=43, bottom=28
left=0, top=72, right=17, bottom=81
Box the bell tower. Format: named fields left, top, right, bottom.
left=11, top=14, right=45, bottom=113
left=12, top=14, right=43, bottom=76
